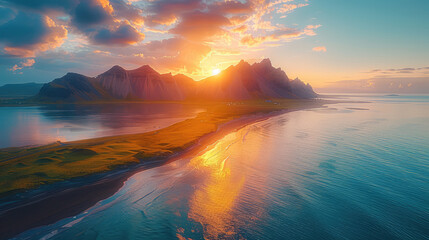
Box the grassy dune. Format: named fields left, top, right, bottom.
left=0, top=100, right=321, bottom=196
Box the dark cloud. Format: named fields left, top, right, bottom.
left=0, top=11, right=67, bottom=57
left=1, top=0, right=143, bottom=26
left=67, top=0, right=145, bottom=45
left=0, top=0, right=144, bottom=47
left=71, top=0, right=112, bottom=29
left=368, top=67, right=424, bottom=74
left=398, top=67, right=415, bottom=71
left=92, top=22, right=144, bottom=45
left=0, top=12, right=46, bottom=46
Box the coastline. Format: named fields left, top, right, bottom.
left=0, top=99, right=329, bottom=239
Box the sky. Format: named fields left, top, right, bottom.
left=0, top=0, right=428, bottom=90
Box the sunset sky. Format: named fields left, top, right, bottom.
left=0, top=0, right=428, bottom=88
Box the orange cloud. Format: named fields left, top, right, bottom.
left=312, top=46, right=327, bottom=52
left=228, top=15, right=250, bottom=25
left=170, top=11, right=231, bottom=41
left=232, top=25, right=248, bottom=33
left=9, top=59, right=35, bottom=71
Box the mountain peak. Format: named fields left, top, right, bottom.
left=64, top=72, right=84, bottom=78
left=260, top=58, right=272, bottom=67
left=252, top=58, right=273, bottom=70
left=110, top=65, right=125, bottom=71
left=132, top=65, right=158, bottom=74
left=98, top=65, right=127, bottom=79
left=235, top=59, right=251, bottom=69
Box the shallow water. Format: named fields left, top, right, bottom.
left=0, top=103, right=204, bottom=148
left=15, top=95, right=429, bottom=240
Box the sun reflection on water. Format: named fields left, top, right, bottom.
left=184, top=126, right=270, bottom=239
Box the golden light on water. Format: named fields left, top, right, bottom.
left=185, top=127, right=270, bottom=239
left=187, top=132, right=244, bottom=238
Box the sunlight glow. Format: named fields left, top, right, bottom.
left=212, top=68, right=221, bottom=75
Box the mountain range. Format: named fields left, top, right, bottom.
left=0, top=83, right=43, bottom=98
left=34, top=59, right=317, bottom=102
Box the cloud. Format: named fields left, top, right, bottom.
left=109, top=0, right=143, bottom=25
left=9, top=58, right=35, bottom=71
left=93, top=50, right=110, bottom=55
left=398, top=67, right=415, bottom=71
left=365, top=66, right=429, bottom=75
left=1, top=0, right=145, bottom=47
left=277, top=3, right=308, bottom=14
left=209, top=0, right=254, bottom=15
left=0, top=12, right=67, bottom=57
left=228, top=15, right=250, bottom=25
left=71, top=0, right=113, bottom=29
left=232, top=25, right=248, bottom=33
left=170, top=11, right=231, bottom=41
left=91, top=21, right=144, bottom=45
left=145, top=0, right=203, bottom=26
left=312, top=46, right=327, bottom=52
left=241, top=25, right=320, bottom=46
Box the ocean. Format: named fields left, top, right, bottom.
left=12, top=94, right=429, bottom=240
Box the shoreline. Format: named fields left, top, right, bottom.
left=0, top=100, right=329, bottom=239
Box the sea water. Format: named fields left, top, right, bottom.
left=14, top=95, right=429, bottom=240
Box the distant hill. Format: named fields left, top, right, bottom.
left=34, top=59, right=317, bottom=102
left=0, top=83, right=44, bottom=98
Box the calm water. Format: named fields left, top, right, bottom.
left=14, top=95, right=429, bottom=240
left=0, top=103, right=204, bottom=148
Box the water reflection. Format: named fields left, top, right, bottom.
left=187, top=133, right=246, bottom=239
left=0, top=103, right=204, bottom=148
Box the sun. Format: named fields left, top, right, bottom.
left=212, top=68, right=221, bottom=75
